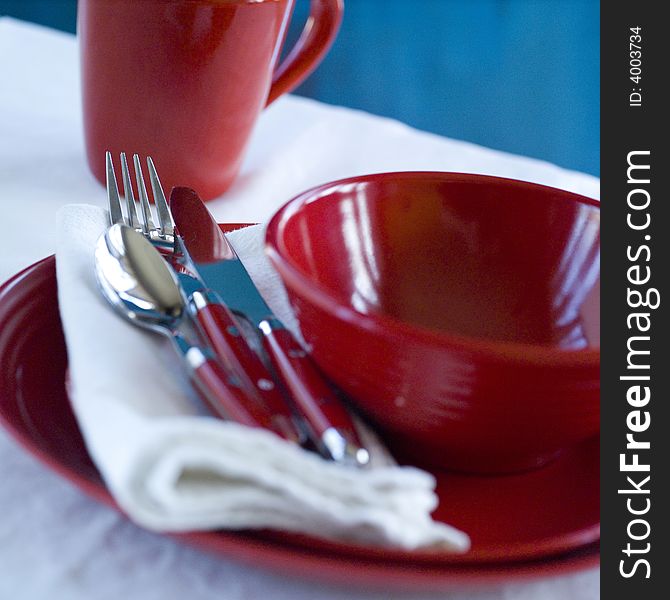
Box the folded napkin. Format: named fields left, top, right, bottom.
left=55, top=204, right=469, bottom=551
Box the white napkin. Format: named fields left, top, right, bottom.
left=55, top=204, right=470, bottom=552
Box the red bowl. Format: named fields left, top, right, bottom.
left=266, top=172, right=600, bottom=474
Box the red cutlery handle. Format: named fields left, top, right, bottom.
left=259, top=319, right=369, bottom=466
left=187, top=347, right=297, bottom=441
left=190, top=291, right=302, bottom=443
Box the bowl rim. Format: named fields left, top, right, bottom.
left=265, top=171, right=600, bottom=369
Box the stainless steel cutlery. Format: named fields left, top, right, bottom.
left=102, top=152, right=302, bottom=442
left=97, top=152, right=368, bottom=465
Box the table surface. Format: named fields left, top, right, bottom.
left=0, top=17, right=600, bottom=600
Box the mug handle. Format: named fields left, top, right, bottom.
left=266, top=0, right=344, bottom=105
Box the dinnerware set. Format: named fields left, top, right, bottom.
left=98, top=152, right=368, bottom=466
left=0, top=162, right=601, bottom=585
left=0, top=0, right=602, bottom=588
left=0, top=257, right=600, bottom=589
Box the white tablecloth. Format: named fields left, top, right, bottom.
left=0, top=17, right=599, bottom=600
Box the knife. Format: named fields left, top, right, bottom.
left=170, top=187, right=370, bottom=467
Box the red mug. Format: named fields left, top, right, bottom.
left=79, top=0, right=343, bottom=200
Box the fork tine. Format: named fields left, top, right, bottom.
left=120, top=153, right=140, bottom=230
left=105, top=151, right=124, bottom=226
left=133, top=153, right=156, bottom=235
left=147, top=157, right=174, bottom=239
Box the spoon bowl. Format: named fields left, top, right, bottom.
left=94, top=223, right=185, bottom=334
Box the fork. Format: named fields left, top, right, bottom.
left=105, top=152, right=174, bottom=248
left=105, top=152, right=303, bottom=443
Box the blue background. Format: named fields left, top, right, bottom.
left=0, top=0, right=599, bottom=176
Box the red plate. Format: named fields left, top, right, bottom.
left=0, top=243, right=600, bottom=591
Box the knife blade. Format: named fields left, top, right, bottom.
left=170, top=187, right=369, bottom=467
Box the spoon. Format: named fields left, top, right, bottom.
left=94, top=223, right=300, bottom=438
